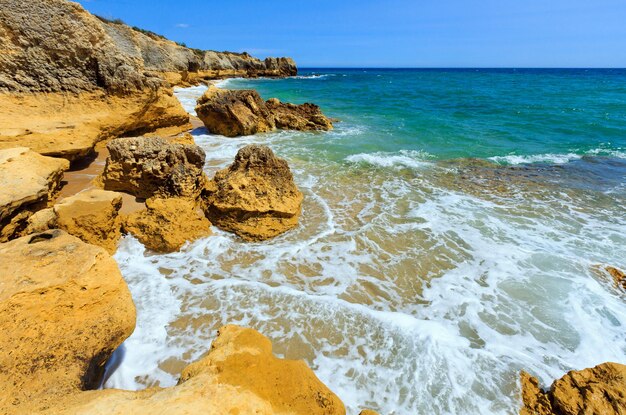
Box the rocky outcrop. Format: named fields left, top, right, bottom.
left=0, top=0, right=296, bottom=160
left=0, top=0, right=296, bottom=94
left=51, top=189, right=124, bottom=254
left=520, top=363, right=626, bottom=415
left=196, top=86, right=333, bottom=137
left=37, top=325, right=345, bottom=415
left=266, top=98, right=334, bottom=131
left=124, top=197, right=212, bottom=252
left=195, top=87, right=333, bottom=137
left=100, top=136, right=207, bottom=199
left=0, top=147, right=69, bottom=241
left=195, top=86, right=276, bottom=136
left=203, top=145, right=303, bottom=240
left=0, top=230, right=136, bottom=413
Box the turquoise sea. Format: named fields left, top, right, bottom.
left=108, top=69, right=626, bottom=415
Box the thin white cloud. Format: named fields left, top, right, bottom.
left=175, top=23, right=190, bottom=28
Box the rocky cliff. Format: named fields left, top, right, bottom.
left=0, top=0, right=296, bottom=94
left=0, top=0, right=297, bottom=160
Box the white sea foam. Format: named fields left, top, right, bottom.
left=173, top=84, right=208, bottom=116
left=489, top=147, right=626, bottom=165
left=345, top=150, right=433, bottom=169
left=106, top=85, right=626, bottom=414
left=489, top=153, right=582, bottom=165
left=292, top=74, right=333, bottom=79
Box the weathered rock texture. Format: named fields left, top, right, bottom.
left=124, top=197, right=212, bottom=253
left=520, top=363, right=626, bottom=415
left=195, top=86, right=333, bottom=137
left=195, top=87, right=276, bottom=136
left=0, top=0, right=296, bottom=159
left=52, top=189, right=124, bottom=254
left=101, top=136, right=207, bottom=199
left=266, top=97, right=335, bottom=131
left=0, top=230, right=136, bottom=413
left=0, top=0, right=296, bottom=94
left=0, top=147, right=69, bottom=241
left=204, top=145, right=303, bottom=240
left=36, top=325, right=345, bottom=415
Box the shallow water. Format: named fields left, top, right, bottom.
left=107, top=69, right=626, bottom=414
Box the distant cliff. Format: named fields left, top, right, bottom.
left=0, top=0, right=297, bottom=94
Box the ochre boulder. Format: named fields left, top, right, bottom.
left=520, top=363, right=626, bottom=415
left=0, top=230, right=136, bottom=413
left=195, top=86, right=275, bottom=137
left=203, top=145, right=303, bottom=240
left=43, top=325, right=345, bottom=415
left=266, top=97, right=334, bottom=131
left=195, top=87, right=333, bottom=137
left=124, top=197, right=212, bottom=252
left=0, top=147, right=69, bottom=241
left=51, top=189, right=124, bottom=254
left=100, top=136, right=207, bottom=199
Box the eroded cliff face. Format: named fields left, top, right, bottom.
left=0, top=0, right=296, bottom=160
left=0, top=0, right=296, bottom=94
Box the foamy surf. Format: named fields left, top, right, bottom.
left=107, top=79, right=626, bottom=415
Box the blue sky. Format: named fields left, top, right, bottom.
left=77, top=0, right=626, bottom=67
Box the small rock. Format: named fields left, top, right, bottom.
left=606, top=266, right=626, bottom=289
left=100, top=136, right=207, bottom=199
left=203, top=145, right=303, bottom=241
left=519, top=363, right=626, bottom=415
left=124, top=197, right=212, bottom=253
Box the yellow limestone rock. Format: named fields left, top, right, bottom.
left=124, top=197, right=212, bottom=253
left=0, top=147, right=69, bottom=241
left=53, top=189, right=124, bottom=254
left=520, top=363, right=626, bottom=415
left=0, top=230, right=136, bottom=414
left=36, top=325, right=346, bottom=415
left=203, top=145, right=303, bottom=241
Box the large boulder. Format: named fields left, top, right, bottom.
left=100, top=136, right=207, bottom=199
left=0, top=147, right=69, bottom=241
left=124, top=197, right=212, bottom=253
left=195, top=87, right=333, bottom=137
left=195, top=86, right=276, bottom=137
left=266, top=98, right=334, bottom=131
left=520, top=363, right=626, bottom=415
left=203, top=145, right=303, bottom=240
left=52, top=189, right=124, bottom=254
left=0, top=230, right=136, bottom=413
left=40, top=325, right=345, bottom=415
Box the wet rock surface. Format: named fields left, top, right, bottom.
left=203, top=145, right=303, bottom=241
left=195, top=86, right=333, bottom=137
left=124, top=197, right=212, bottom=253
left=520, top=363, right=626, bottom=415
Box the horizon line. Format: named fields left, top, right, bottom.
left=297, top=66, right=626, bottom=70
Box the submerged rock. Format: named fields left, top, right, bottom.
left=124, top=197, right=212, bottom=253
left=266, top=97, right=334, bottom=131
left=0, top=147, right=69, bottom=241
left=606, top=266, right=626, bottom=290
left=0, top=230, right=136, bottom=413
left=101, top=136, right=207, bottom=199
left=195, top=86, right=276, bottom=137
left=38, top=325, right=345, bottom=415
left=203, top=145, right=303, bottom=240
left=195, top=87, right=333, bottom=137
left=520, top=363, right=626, bottom=415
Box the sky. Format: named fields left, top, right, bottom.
left=76, top=0, right=626, bottom=68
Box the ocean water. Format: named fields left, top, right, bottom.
left=107, top=69, right=626, bottom=414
